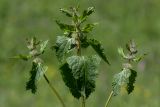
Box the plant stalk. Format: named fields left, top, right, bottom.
left=82, top=95, right=86, bottom=107
left=75, top=21, right=86, bottom=107
left=73, top=10, right=87, bottom=107
left=105, top=91, right=113, bottom=107
left=76, top=30, right=86, bottom=107
left=43, top=74, right=66, bottom=107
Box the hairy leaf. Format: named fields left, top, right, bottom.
left=81, top=38, right=90, bottom=48
left=82, top=23, right=97, bottom=33
left=36, top=63, right=48, bottom=81
left=26, top=62, right=47, bottom=93
left=66, top=55, right=101, bottom=98
left=127, top=69, right=137, bottom=94
left=56, top=20, right=74, bottom=34
left=60, top=8, right=72, bottom=17
left=40, top=40, right=49, bottom=54
left=112, top=68, right=131, bottom=96
left=53, top=36, right=76, bottom=62
left=79, top=33, right=90, bottom=48
left=89, top=39, right=110, bottom=64
left=85, top=55, right=101, bottom=98
left=67, top=56, right=85, bottom=79
left=81, top=7, right=95, bottom=22
left=60, top=63, right=82, bottom=99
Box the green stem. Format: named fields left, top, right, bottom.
left=43, top=74, right=66, bottom=107
left=76, top=25, right=86, bottom=107
left=76, top=30, right=86, bottom=107
left=82, top=95, right=86, bottom=107
left=74, top=11, right=86, bottom=107
left=105, top=91, right=113, bottom=107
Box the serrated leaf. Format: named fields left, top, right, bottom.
left=66, top=55, right=101, bottom=98
left=66, top=56, right=85, bottom=79
left=60, top=8, right=72, bottom=17
left=26, top=62, right=37, bottom=93
left=40, top=40, right=48, bottom=54
left=26, top=62, right=47, bottom=94
left=56, top=20, right=74, bottom=34
left=81, top=7, right=95, bottom=22
left=10, top=54, right=31, bottom=61
left=53, top=36, right=76, bottom=62
left=112, top=68, right=131, bottom=96
left=82, top=23, right=97, bottom=33
left=60, top=63, right=82, bottom=99
left=127, top=69, right=137, bottom=94
left=89, top=39, right=110, bottom=64
left=81, top=38, right=90, bottom=48
left=85, top=55, right=101, bottom=98
left=79, top=34, right=90, bottom=48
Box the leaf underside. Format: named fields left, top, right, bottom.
left=112, top=68, right=137, bottom=96
left=40, top=40, right=49, bottom=54
left=53, top=36, right=76, bottom=62
left=26, top=62, right=47, bottom=94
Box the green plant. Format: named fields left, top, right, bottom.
left=13, top=6, right=145, bottom=107
left=12, top=37, right=65, bottom=107
left=52, top=6, right=110, bottom=107
left=105, top=40, right=146, bottom=107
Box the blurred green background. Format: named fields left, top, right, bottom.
left=0, top=0, right=160, bottom=107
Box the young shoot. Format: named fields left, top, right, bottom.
left=105, top=40, right=146, bottom=107
left=52, top=6, right=110, bottom=107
